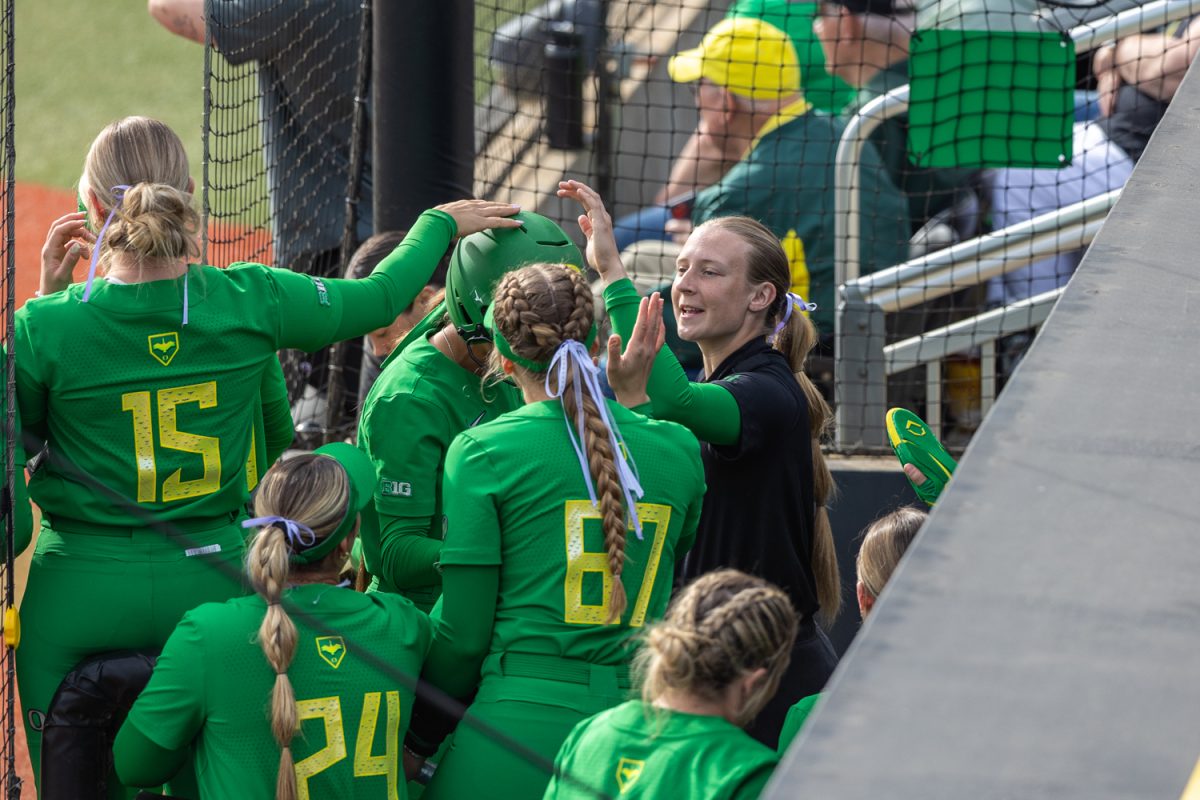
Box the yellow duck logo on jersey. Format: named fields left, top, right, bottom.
left=615, top=758, right=645, bottom=793
left=315, top=636, right=346, bottom=669
left=148, top=332, right=179, bottom=366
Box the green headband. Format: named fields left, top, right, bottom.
left=483, top=304, right=599, bottom=373
left=242, top=443, right=377, bottom=566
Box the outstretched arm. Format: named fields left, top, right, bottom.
left=1112, top=21, right=1200, bottom=103
left=148, top=0, right=206, bottom=45
left=560, top=180, right=741, bottom=444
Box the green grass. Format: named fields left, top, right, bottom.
left=16, top=0, right=544, bottom=195
left=16, top=0, right=205, bottom=189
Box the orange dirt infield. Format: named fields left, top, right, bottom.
left=7, top=184, right=270, bottom=796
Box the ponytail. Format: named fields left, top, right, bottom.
left=247, top=524, right=301, bottom=800
left=776, top=308, right=841, bottom=624
left=245, top=453, right=352, bottom=800
left=491, top=263, right=631, bottom=622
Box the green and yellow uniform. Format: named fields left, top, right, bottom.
left=114, top=586, right=431, bottom=799
left=418, top=401, right=705, bottom=800
left=357, top=335, right=521, bottom=611
left=13, top=208, right=458, bottom=783
left=543, top=700, right=778, bottom=800
left=727, top=0, right=854, bottom=114
left=692, top=101, right=911, bottom=334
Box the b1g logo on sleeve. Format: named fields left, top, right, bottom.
left=147, top=332, right=180, bottom=366
left=311, top=277, right=331, bottom=307
left=381, top=479, right=412, bottom=497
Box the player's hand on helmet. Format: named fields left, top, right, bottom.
left=557, top=179, right=628, bottom=283
left=607, top=292, right=666, bottom=408
left=434, top=199, right=523, bottom=238
left=40, top=211, right=95, bottom=296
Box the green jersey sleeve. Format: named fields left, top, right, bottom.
left=364, top=392, right=450, bottom=521
left=262, top=208, right=457, bottom=352
left=603, top=279, right=741, bottom=445
left=728, top=762, right=776, bottom=800
left=260, top=359, right=293, bottom=466
left=118, top=611, right=207, bottom=754
left=421, top=564, right=499, bottom=700
left=438, top=433, right=504, bottom=567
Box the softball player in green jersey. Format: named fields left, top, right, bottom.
left=544, top=570, right=797, bottom=800
left=561, top=180, right=840, bottom=748
left=357, top=214, right=582, bottom=612
left=115, top=443, right=432, bottom=800
left=404, top=263, right=706, bottom=800
left=14, top=116, right=519, bottom=790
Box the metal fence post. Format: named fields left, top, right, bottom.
left=835, top=284, right=887, bottom=450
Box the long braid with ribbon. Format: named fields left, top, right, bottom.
left=491, top=264, right=644, bottom=623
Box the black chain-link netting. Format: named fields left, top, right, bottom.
left=1, top=0, right=17, bottom=791
left=202, top=0, right=1198, bottom=455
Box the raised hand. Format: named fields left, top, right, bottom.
left=556, top=179, right=627, bottom=283
left=606, top=292, right=666, bottom=408
left=40, top=211, right=95, bottom=296
left=434, top=199, right=523, bottom=238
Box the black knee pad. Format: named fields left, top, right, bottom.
left=39, top=649, right=158, bottom=800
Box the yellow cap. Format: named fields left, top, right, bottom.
left=668, top=17, right=800, bottom=100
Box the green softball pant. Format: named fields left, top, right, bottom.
left=424, top=653, right=630, bottom=800
left=16, top=519, right=247, bottom=798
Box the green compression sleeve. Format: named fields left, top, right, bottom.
left=113, top=719, right=189, bottom=788
left=376, top=511, right=444, bottom=589
left=603, top=278, right=742, bottom=445
left=422, top=564, right=499, bottom=700
left=260, top=360, right=293, bottom=465
left=275, top=209, right=457, bottom=350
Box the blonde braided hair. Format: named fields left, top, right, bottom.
left=246, top=455, right=350, bottom=800
left=636, top=569, right=799, bottom=726
left=491, top=263, right=630, bottom=623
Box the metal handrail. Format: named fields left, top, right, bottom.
left=851, top=188, right=1119, bottom=312
left=832, top=0, right=1195, bottom=292
left=883, top=288, right=1064, bottom=374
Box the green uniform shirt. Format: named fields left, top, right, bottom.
left=692, top=105, right=910, bottom=334
left=122, top=585, right=431, bottom=800
left=852, top=59, right=979, bottom=227
left=14, top=209, right=455, bottom=530
left=438, top=400, right=705, bottom=666
left=358, top=334, right=522, bottom=609
left=543, top=700, right=778, bottom=800
left=727, top=0, right=854, bottom=114
left=776, top=692, right=821, bottom=753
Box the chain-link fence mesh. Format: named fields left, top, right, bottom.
left=203, top=0, right=1199, bottom=456
left=0, top=0, right=16, bottom=791
left=0, top=0, right=1195, bottom=794
left=471, top=0, right=1196, bottom=455
left=204, top=0, right=370, bottom=446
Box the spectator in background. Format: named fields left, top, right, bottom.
left=150, top=0, right=373, bottom=428
left=625, top=16, right=909, bottom=342
left=814, top=0, right=980, bottom=239
left=149, top=0, right=371, bottom=273
left=776, top=505, right=926, bottom=752
left=1094, top=14, right=1200, bottom=163
left=345, top=232, right=449, bottom=408
left=613, top=0, right=855, bottom=251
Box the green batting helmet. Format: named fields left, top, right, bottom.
left=445, top=211, right=584, bottom=342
